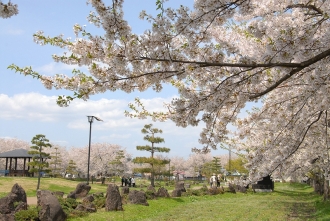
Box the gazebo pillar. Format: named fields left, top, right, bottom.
left=5, top=158, right=8, bottom=170
left=15, top=157, right=18, bottom=170
left=9, top=158, right=12, bottom=170
left=23, top=158, right=26, bottom=176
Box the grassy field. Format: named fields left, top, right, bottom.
left=1, top=177, right=330, bottom=220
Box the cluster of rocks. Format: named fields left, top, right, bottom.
left=0, top=181, right=192, bottom=220
left=227, top=183, right=247, bottom=193
left=0, top=183, right=28, bottom=221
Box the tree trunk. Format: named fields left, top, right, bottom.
left=324, top=169, right=329, bottom=201
left=150, top=139, right=155, bottom=187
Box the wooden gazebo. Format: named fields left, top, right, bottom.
left=0, top=149, right=34, bottom=176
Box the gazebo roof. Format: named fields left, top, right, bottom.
left=0, top=149, right=34, bottom=158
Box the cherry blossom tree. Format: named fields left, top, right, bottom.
left=67, top=143, right=131, bottom=178
left=8, top=0, right=330, bottom=189
left=0, top=1, right=18, bottom=19
left=185, top=153, right=213, bottom=178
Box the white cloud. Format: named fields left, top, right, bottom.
left=0, top=92, right=214, bottom=157
left=6, top=28, right=24, bottom=35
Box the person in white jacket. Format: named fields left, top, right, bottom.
left=131, top=177, right=135, bottom=187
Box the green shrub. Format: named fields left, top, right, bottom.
left=58, top=197, right=79, bottom=215
left=14, top=206, right=39, bottom=221
left=93, top=195, right=106, bottom=208
left=145, top=190, right=156, bottom=200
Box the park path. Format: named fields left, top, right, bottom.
left=27, top=197, right=37, bottom=205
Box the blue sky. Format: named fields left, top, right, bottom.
left=0, top=0, right=229, bottom=158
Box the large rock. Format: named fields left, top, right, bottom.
left=128, top=190, right=149, bottom=206
left=67, top=183, right=91, bottom=199
left=171, top=189, right=182, bottom=197
left=175, top=182, right=186, bottom=192
left=37, top=190, right=67, bottom=221
left=0, top=214, right=15, bottom=221
left=121, top=186, right=130, bottom=195
left=228, top=183, right=236, bottom=193
left=147, top=185, right=156, bottom=193
left=156, top=187, right=170, bottom=198
left=105, top=184, right=123, bottom=211
left=0, top=183, right=27, bottom=214
left=82, top=195, right=95, bottom=203
left=75, top=204, right=97, bottom=213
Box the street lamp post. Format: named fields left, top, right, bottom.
left=87, top=116, right=102, bottom=185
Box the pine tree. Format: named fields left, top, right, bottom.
left=66, top=160, right=77, bottom=177
left=133, top=124, right=170, bottom=187
left=28, top=134, right=52, bottom=190
left=109, top=150, right=125, bottom=176
left=49, top=147, right=62, bottom=177
left=212, top=157, right=222, bottom=174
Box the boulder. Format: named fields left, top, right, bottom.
left=128, top=190, right=149, bottom=206
left=121, top=186, right=130, bottom=195
left=175, top=182, right=186, bottom=192
left=228, top=183, right=236, bottom=193
left=0, top=183, right=27, bottom=214
left=156, top=187, right=170, bottom=198
left=82, top=195, right=94, bottom=203
left=67, top=183, right=91, bottom=199
left=37, top=190, right=67, bottom=221
left=171, top=189, right=182, bottom=197
left=147, top=185, right=156, bottom=193
left=0, top=214, right=15, bottom=221
left=75, top=204, right=97, bottom=213
left=105, top=184, right=123, bottom=211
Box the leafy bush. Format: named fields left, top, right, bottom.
left=145, top=190, right=156, bottom=200
left=14, top=206, right=39, bottom=221
left=92, top=195, right=106, bottom=208
left=57, top=197, right=79, bottom=215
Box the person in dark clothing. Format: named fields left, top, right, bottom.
left=121, top=176, right=125, bottom=186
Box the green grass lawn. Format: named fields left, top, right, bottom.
left=1, top=177, right=330, bottom=220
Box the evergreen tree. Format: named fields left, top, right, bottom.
left=66, top=160, right=77, bottom=177
left=109, top=150, right=125, bottom=176
left=212, top=157, right=222, bottom=174
left=49, top=147, right=62, bottom=177
left=133, top=124, right=170, bottom=187
left=28, top=134, right=51, bottom=190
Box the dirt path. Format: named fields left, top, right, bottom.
left=27, top=197, right=37, bottom=205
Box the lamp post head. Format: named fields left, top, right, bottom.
left=87, top=116, right=94, bottom=123
left=87, top=116, right=103, bottom=123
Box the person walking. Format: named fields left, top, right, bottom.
left=121, top=176, right=125, bottom=186
left=131, top=177, right=135, bottom=187
left=217, top=174, right=221, bottom=187
left=211, top=173, right=217, bottom=188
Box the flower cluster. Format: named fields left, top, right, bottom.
left=10, top=0, right=330, bottom=183
left=0, top=1, right=18, bottom=19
